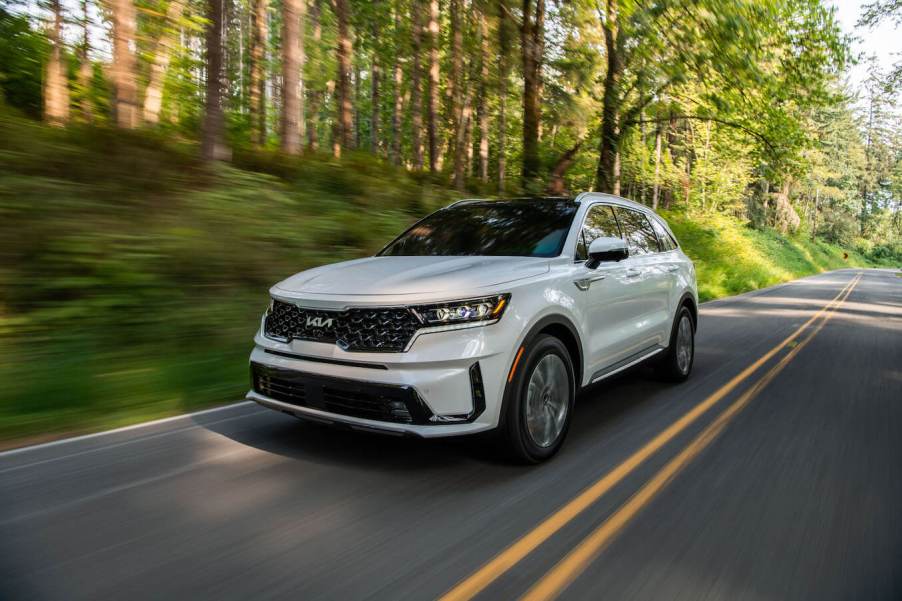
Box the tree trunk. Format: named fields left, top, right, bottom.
left=810, top=187, right=819, bottom=241
left=44, top=0, right=69, bottom=126
left=334, top=0, right=354, bottom=151
left=476, top=7, right=489, bottom=182
left=665, top=112, right=679, bottom=207
left=280, top=0, right=304, bottom=154
left=464, top=95, right=474, bottom=178
left=78, top=0, right=93, bottom=121
left=426, top=0, right=440, bottom=172
left=354, top=65, right=361, bottom=149
left=442, top=0, right=463, bottom=173
left=143, top=0, right=186, bottom=124
left=202, top=0, right=230, bottom=160
left=112, top=0, right=139, bottom=128
left=701, top=121, right=711, bottom=210
left=298, top=0, right=306, bottom=141
left=651, top=126, right=662, bottom=209
left=520, top=0, right=545, bottom=184
left=370, top=21, right=381, bottom=153
left=249, top=0, right=268, bottom=145
left=497, top=0, right=509, bottom=193
left=328, top=80, right=340, bottom=157
left=306, top=0, right=322, bottom=150
left=410, top=0, right=424, bottom=169
left=238, top=3, right=244, bottom=109
left=453, top=88, right=473, bottom=190
left=638, top=106, right=646, bottom=204
left=390, top=8, right=404, bottom=165
left=861, top=97, right=875, bottom=235
left=546, top=141, right=583, bottom=196
left=683, top=144, right=691, bottom=205
left=594, top=0, right=621, bottom=193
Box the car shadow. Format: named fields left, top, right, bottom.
left=570, top=365, right=673, bottom=436
left=197, top=405, right=509, bottom=470
left=199, top=363, right=668, bottom=473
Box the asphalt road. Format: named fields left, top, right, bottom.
left=2, top=268, right=900, bottom=601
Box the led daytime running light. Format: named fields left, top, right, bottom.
left=415, top=294, right=510, bottom=325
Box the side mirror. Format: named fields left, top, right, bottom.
left=586, top=236, right=629, bottom=269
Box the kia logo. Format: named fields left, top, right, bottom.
left=306, top=316, right=334, bottom=328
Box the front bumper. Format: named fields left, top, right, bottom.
left=247, top=392, right=487, bottom=438
left=247, top=323, right=515, bottom=437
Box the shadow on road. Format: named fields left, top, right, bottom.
left=196, top=362, right=673, bottom=474
left=196, top=407, right=505, bottom=470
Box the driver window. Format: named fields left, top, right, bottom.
left=575, top=205, right=621, bottom=261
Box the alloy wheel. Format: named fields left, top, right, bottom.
left=525, top=353, right=570, bottom=448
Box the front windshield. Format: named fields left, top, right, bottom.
left=379, top=201, right=578, bottom=257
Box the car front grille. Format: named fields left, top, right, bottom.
left=264, top=300, right=422, bottom=352
left=251, top=363, right=433, bottom=424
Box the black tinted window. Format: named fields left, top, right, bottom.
left=613, top=208, right=660, bottom=255
left=576, top=205, right=621, bottom=261
left=650, top=218, right=677, bottom=251
left=380, top=201, right=577, bottom=257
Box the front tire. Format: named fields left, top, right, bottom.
left=501, top=335, right=575, bottom=463
left=655, top=306, right=695, bottom=382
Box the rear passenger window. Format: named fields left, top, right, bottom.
left=613, top=208, right=660, bottom=255
left=650, top=218, right=677, bottom=251
left=575, top=205, right=621, bottom=261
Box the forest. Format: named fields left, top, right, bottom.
left=1, top=0, right=900, bottom=237
left=0, top=0, right=900, bottom=443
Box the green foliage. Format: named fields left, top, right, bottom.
left=0, top=111, right=893, bottom=444
left=0, top=0, right=900, bottom=444
left=662, top=209, right=889, bottom=301
left=859, top=0, right=902, bottom=87
left=0, top=110, right=452, bottom=442
left=0, top=9, right=50, bottom=118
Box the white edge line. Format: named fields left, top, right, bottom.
left=2, top=270, right=871, bottom=459
left=699, top=268, right=864, bottom=307
left=0, top=401, right=255, bottom=458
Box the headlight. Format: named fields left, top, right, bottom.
left=413, top=294, right=510, bottom=326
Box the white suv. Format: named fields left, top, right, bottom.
left=248, top=193, right=697, bottom=462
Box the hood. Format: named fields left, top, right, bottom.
left=273, top=256, right=549, bottom=297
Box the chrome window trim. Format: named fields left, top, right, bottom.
left=572, top=202, right=623, bottom=263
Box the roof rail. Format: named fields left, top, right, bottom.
left=446, top=196, right=580, bottom=208
left=574, top=191, right=655, bottom=212
left=446, top=198, right=484, bottom=208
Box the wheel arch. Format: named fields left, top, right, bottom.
left=515, top=314, right=584, bottom=389
left=678, top=292, right=698, bottom=331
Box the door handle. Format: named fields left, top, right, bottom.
left=574, top=274, right=607, bottom=291
left=625, top=268, right=642, bottom=278
left=664, top=265, right=679, bottom=272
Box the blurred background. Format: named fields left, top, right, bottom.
left=0, top=0, right=899, bottom=446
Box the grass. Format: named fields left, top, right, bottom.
left=661, top=210, right=885, bottom=301
left=0, top=112, right=454, bottom=445
left=0, top=110, right=897, bottom=446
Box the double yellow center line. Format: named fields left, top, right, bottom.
left=441, top=273, right=861, bottom=601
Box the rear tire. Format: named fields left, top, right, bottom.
left=655, top=306, right=695, bottom=382
left=500, top=335, right=575, bottom=463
